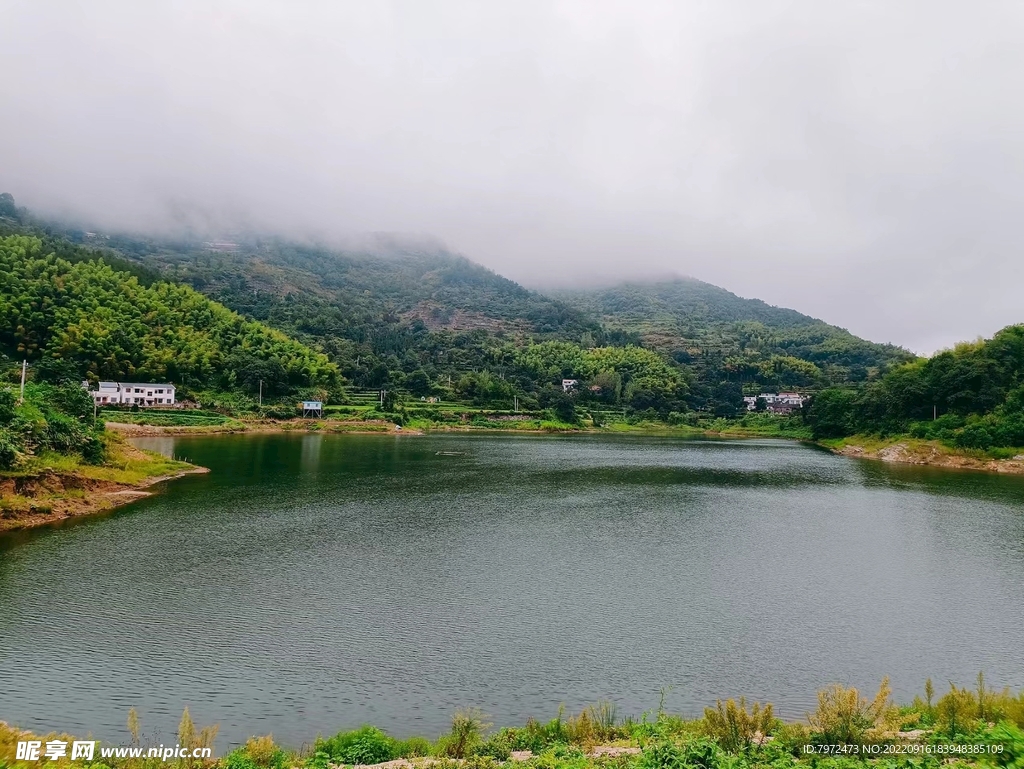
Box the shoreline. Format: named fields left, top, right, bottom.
left=111, top=419, right=1024, bottom=476
left=0, top=440, right=209, bottom=533
left=822, top=437, right=1024, bottom=475
left=8, top=424, right=1017, bottom=536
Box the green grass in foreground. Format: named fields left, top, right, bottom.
left=3, top=677, right=1024, bottom=769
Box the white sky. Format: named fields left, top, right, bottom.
left=3, top=1, right=1023, bottom=354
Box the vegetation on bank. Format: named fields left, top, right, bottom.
left=806, top=325, right=1024, bottom=454
left=4, top=677, right=1024, bottom=769
left=0, top=428, right=194, bottom=526
left=0, top=382, right=105, bottom=470
left=0, top=380, right=195, bottom=526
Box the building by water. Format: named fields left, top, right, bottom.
left=88, top=381, right=176, bottom=407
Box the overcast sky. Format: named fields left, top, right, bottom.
left=3, top=1, right=1023, bottom=354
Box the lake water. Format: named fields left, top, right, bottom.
left=2, top=433, right=1024, bottom=748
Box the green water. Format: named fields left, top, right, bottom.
left=1, top=432, right=1023, bottom=747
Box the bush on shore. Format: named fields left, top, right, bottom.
left=5, top=677, right=1024, bottom=769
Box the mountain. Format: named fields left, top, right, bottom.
left=555, top=279, right=912, bottom=380
left=98, top=233, right=601, bottom=340
left=5, top=197, right=914, bottom=416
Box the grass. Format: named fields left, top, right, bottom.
left=2, top=435, right=189, bottom=483
left=3, top=677, right=1024, bottom=769
left=100, top=409, right=236, bottom=428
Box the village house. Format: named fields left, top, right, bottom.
left=562, top=379, right=578, bottom=393
left=743, top=392, right=808, bottom=413
left=89, top=381, right=176, bottom=407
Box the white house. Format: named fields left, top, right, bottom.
left=562, top=379, right=578, bottom=393
left=743, top=392, right=808, bottom=411
left=90, top=382, right=176, bottom=407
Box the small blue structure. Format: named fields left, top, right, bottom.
left=300, top=400, right=323, bottom=418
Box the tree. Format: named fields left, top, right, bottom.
left=0, top=192, right=18, bottom=220
left=552, top=393, right=577, bottom=424
left=35, top=356, right=83, bottom=385
left=805, top=389, right=858, bottom=438
left=406, top=369, right=432, bottom=396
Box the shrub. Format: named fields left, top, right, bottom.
left=980, top=722, right=1024, bottom=769
left=936, top=684, right=980, bottom=737
left=41, top=411, right=86, bottom=453
left=0, top=388, right=17, bottom=424
left=224, top=735, right=288, bottom=769
left=303, top=751, right=331, bottom=769
left=638, top=738, right=722, bottom=769
left=0, top=427, right=22, bottom=469
left=437, top=709, right=490, bottom=759
left=771, top=721, right=811, bottom=755
left=702, top=698, right=774, bottom=753
left=532, top=743, right=587, bottom=769
left=473, top=731, right=513, bottom=760
left=81, top=432, right=107, bottom=464
left=808, top=677, right=898, bottom=744
left=394, top=735, right=432, bottom=758
left=564, top=702, right=622, bottom=747
left=318, top=726, right=397, bottom=765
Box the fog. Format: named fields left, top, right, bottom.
left=3, top=1, right=1023, bottom=353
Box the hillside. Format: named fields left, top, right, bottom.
left=0, top=233, right=340, bottom=399
left=556, top=279, right=912, bottom=377
left=99, top=233, right=601, bottom=339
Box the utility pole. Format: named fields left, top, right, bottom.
left=19, top=360, right=26, bottom=404
left=513, top=395, right=519, bottom=413
left=259, top=379, right=263, bottom=407
left=933, top=404, right=937, bottom=420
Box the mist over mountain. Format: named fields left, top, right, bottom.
left=1, top=199, right=911, bottom=423
left=4, top=2, right=1024, bottom=354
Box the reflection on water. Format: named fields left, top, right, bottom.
left=1, top=433, right=1023, bottom=748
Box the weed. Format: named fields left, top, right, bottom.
left=808, top=677, right=898, bottom=744
left=437, top=709, right=491, bottom=759
left=702, top=698, right=775, bottom=753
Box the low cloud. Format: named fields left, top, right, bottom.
left=2, top=1, right=1023, bottom=353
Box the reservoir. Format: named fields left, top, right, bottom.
left=1, top=433, right=1023, bottom=747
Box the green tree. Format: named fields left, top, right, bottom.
left=806, top=389, right=859, bottom=438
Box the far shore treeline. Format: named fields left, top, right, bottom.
left=0, top=195, right=1022, bottom=457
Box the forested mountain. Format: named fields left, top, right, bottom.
left=0, top=234, right=339, bottom=398
left=557, top=280, right=912, bottom=382
left=101, top=233, right=600, bottom=339
left=4, top=196, right=914, bottom=416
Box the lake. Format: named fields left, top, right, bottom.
left=2, top=432, right=1023, bottom=748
